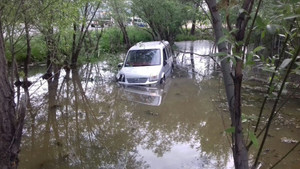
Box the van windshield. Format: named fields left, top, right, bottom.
left=125, top=49, right=161, bottom=67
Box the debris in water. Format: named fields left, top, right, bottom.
left=280, top=137, right=298, bottom=143
left=145, top=110, right=158, bottom=116
left=263, top=148, right=270, bottom=154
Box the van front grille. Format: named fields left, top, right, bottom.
left=127, top=78, right=148, bottom=83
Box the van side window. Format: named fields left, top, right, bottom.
left=163, top=48, right=168, bottom=65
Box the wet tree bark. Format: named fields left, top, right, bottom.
left=190, top=19, right=196, bottom=35
left=206, top=0, right=254, bottom=168
left=231, top=1, right=254, bottom=168
left=23, top=16, right=32, bottom=89
left=0, top=13, right=25, bottom=169
left=45, top=27, right=55, bottom=77
left=119, top=22, right=131, bottom=49
left=205, top=0, right=234, bottom=116
left=190, top=1, right=199, bottom=36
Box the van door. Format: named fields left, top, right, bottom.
left=163, top=48, right=171, bottom=76
left=166, top=45, right=174, bottom=68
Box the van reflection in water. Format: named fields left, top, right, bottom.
left=119, top=78, right=171, bottom=106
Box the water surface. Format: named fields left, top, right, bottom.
left=18, top=40, right=300, bottom=169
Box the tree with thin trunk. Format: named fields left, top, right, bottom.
left=70, top=1, right=101, bottom=69
left=205, top=0, right=255, bottom=168
left=108, top=0, right=131, bottom=49
left=0, top=9, right=26, bottom=169
left=205, top=0, right=300, bottom=168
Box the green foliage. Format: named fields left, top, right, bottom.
left=31, top=36, right=47, bottom=62
left=248, top=131, right=259, bottom=148
left=127, top=27, right=152, bottom=44
left=175, top=34, right=199, bottom=41
left=225, top=127, right=235, bottom=134
left=5, top=37, right=26, bottom=63
left=132, top=0, right=190, bottom=42
left=5, top=35, right=47, bottom=64
left=99, top=27, right=152, bottom=53
left=99, top=27, right=123, bottom=53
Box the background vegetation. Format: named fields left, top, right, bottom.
left=0, top=0, right=299, bottom=168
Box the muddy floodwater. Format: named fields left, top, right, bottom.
left=19, top=41, right=300, bottom=169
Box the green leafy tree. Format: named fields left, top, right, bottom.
left=205, top=0, right=300, bottom=168
left=131, top=0, right=188, bottom=43
left=0, top=2, right=26, bottom=168
left=107, top=0, right=131, bottom=49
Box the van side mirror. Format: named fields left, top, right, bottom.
left=118, top=62, right=123, bottom=68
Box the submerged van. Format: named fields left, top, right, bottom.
left=116, top=41, right=173, bottom=85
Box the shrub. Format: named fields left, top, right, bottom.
left=31, top=36, right=47, bottom=62
left=127, top=27, right=153, bottom=44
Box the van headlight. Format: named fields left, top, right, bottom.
left=149, top=75, right=159, bottom=82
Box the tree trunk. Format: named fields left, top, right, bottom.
left=233, top=59, right=249, bottom=169
left=190, top=19, right=196, bottom=35
left=0, top=14, right=24, bottom=169
left=70, top=2, right=100, bottom=69
left=206, top=0, right=249, bottom=168
left=205, top=0, right=235, bottom=116
left=24, top=16, right=31, bottom=88
left=118, top=21, right=131, bottom=49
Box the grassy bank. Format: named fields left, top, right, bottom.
left=5, top=26, right=212, bottom=67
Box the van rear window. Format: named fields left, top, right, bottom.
left=125, top=49, right=161, bottom=67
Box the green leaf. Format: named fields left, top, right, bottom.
left=261, top=30, right=266, bottom=39
left=234, top=55, right=242, bottom=61
left=284, top=14, right=300, bottom=20
left=253, top=46, right=265, bottom=53
left=278, top=34, right=286, bottom=38
left=239, top=8, right=247, bottom=14
left=242, top=114, right=248, bottom=123
left=217, top=36, right=228, bottom=45
left=246, top=52, right=254, bottom=66
left=262, top=67, right=276, bottom=73
left=256, top=15, right=265, bottom=29
left=269, top=84, right=275, bottom=93
left=249, top=131, right=259, bottom=148
left=293, top=70, right=300, bottom=75
left=225, top=127, right=235, bottom=134
left=213, top=52, right=228, bottom=57
left=219, top=55, right=235, bottom=63
left=279, top=58, right=292, bottom=69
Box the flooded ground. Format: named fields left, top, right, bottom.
left=19, top=41, right=300, bottom=169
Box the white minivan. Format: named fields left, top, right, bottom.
left=116, top=41, right=173, bottom=85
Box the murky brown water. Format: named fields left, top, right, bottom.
left=18, top=41, right=300, bottom=169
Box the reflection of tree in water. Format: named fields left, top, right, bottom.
left=20, top=63, right=231, bottom=168
left=20, top=66, right=149, bottom=169
left=128, top=79, right=232, bottom=168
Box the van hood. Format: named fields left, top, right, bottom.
left=119, top=66, right=161, bottom=78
